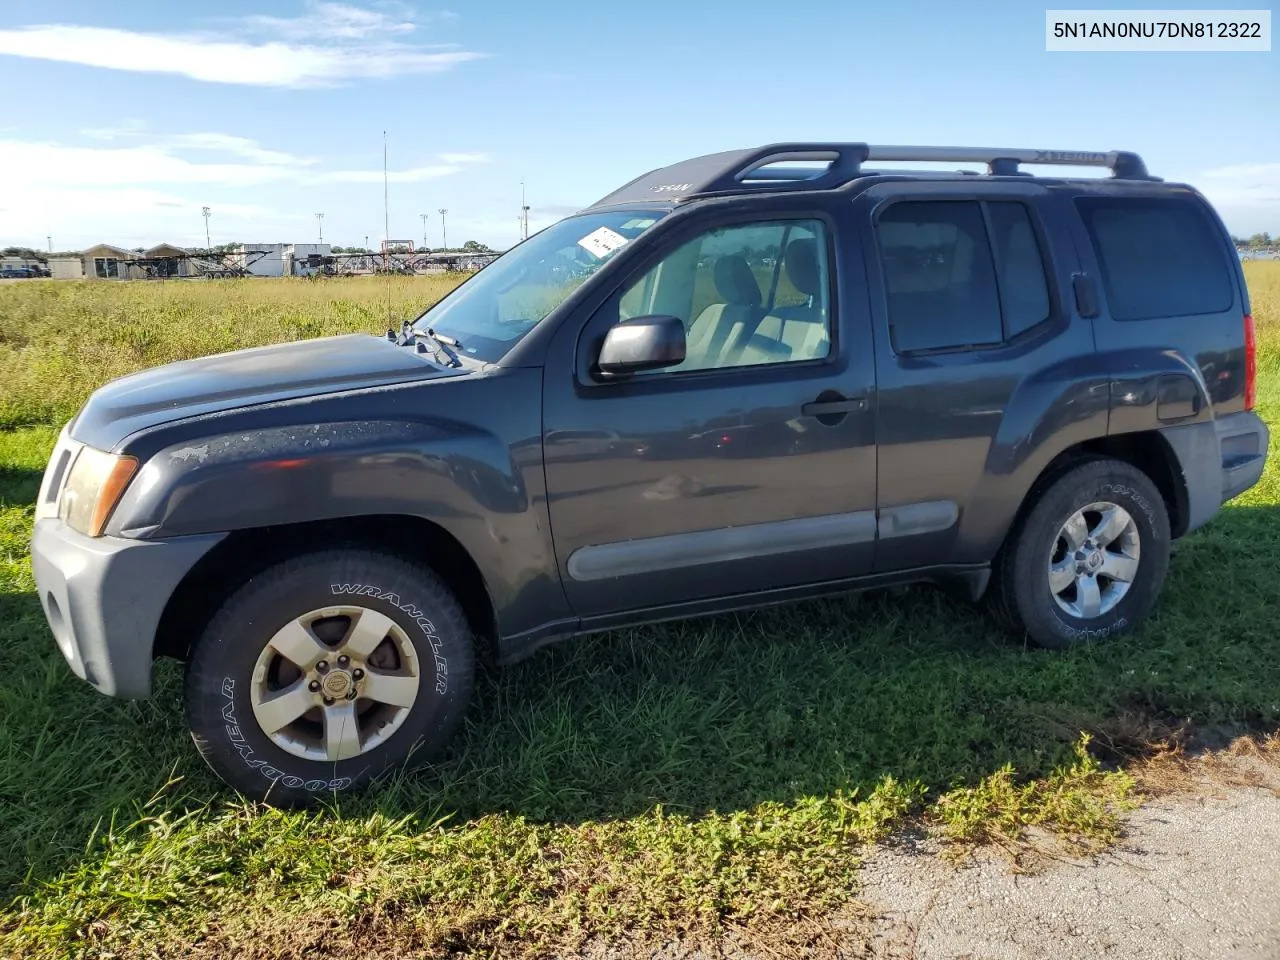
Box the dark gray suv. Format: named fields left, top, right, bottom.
left=30, top=142, right=1269, bottom=804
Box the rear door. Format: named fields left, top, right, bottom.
left=541, top=197, right=880, bottom=619
left=855, top=181, right=1098, bottom=570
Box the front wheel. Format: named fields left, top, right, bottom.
left=185, top=549, right=475, bottom=805
left=990, top=459, right=1171, bottom=650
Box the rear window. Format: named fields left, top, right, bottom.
left=1075, top=197, right=1234, bottom=321
left=874, top=199, right=1053, bottom=353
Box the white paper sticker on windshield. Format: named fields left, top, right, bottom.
left=577, top=226, right=629, bottom=259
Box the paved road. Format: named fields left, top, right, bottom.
left=861, top=782, right=1280, bottom=959
left=593, top=754, right=1279, bottom=960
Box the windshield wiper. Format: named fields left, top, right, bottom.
left=414, top=327, right=464, bottom=367
left=420, top=327, right=464, bottom=351
left=390, top=320, right=463, bottom=368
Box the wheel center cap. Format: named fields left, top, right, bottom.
left=1087, top=551, right=1103, bottom=571
left=321, top=670, right=353, bottom=698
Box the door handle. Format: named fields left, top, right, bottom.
left=802, top=396, right=866, bottom=416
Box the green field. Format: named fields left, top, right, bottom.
left=1, top=265, right=1278, bottom=957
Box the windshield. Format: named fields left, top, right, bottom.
left=411, top=208, right=666, bottom=362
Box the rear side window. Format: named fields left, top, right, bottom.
left=987, top=202, right=1052, bottom=338
left=875, top=199, right=1052, bottom=353
left=1075, top=197, right=1234, bottom=321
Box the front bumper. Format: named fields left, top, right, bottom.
left=29, top=519, right=225, bottom=698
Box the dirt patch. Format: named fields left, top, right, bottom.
left=1133, top=732, right=1280, bottom=799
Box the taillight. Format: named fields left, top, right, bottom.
left=1244, top=313, right=1257, bottom=411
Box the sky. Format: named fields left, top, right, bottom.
left=0, top=0, right=1276, bottom=252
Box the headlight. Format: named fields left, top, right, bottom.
left=58, top=446, right=138, bottom=537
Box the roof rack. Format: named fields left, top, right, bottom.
left=585, top=142, right=1156, bottom=209
left=864, top=145, right=1151, bottom=180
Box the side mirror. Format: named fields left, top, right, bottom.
left=597, top=315, right=686, bottom=375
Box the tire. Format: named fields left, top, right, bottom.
left=185, top=549, right=475, bottom=806
left=990, top=458, right=1170, bottom=650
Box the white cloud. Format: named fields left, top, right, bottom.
left=438, top=152, right=490, bottom=165
left=243, top=2, right=416, bottom=41
left=0, top=137, right=487, bottom=188
left=4, top=185, right=293, bottom=250
left=1191, top=162, right=1280, bottom=235
left=319, top=155, right=490, bottom=183
left=0, top=3, right=485, bottom=88
left=0, top=134, right=491, bottom=248
left=1196, top=163, right=1280, bottom=203
left=170, top=133, right=316, bottom=167
left=76, top=124, right=315, bottom=166
left=80, top=119, right=150, bottom=141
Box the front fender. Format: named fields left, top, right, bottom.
left=111, top=419, right=530, bottom=538
left=108, top=373, right=563, bottom=639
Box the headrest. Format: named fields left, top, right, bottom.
left=784, top=238, right=820, bottom=297
left=713, top=255, right=762, bottom=307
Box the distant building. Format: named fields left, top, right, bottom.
left=234, top=243, right=333, bottom=277
left=49, top=243, right=137, bottom=280
left=140, top=243, right=200, bottom=278
left=47, top=242, right=211, bottom=279
left=45, top=242, right=338, bottom=280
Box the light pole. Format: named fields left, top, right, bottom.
left=315, top=212, right=324, bottom=243
left=201, top=206, right=211, bottom=248
left=438, top=208, right=448, bottom=251
left=420, top=212, right=429, bottom=250
left=47, top=234, right=52, bottom=253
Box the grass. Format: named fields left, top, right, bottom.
left=0, top=265, right=1278, bottom=957
left=0, top=274, right=463, bottom=430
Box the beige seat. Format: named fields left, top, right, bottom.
left=683, top=254, right=771, bottom=368
left=755, top=238, right=829, bottom=361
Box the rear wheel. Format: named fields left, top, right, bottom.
left=185, top=549, right=475, bottom=805
left=991, top=459, right=1170, bottom=649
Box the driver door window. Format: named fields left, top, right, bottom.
left=617, top=219, right=832, bottom=374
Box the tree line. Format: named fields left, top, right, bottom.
left=1231, top=233, right=1278, bottom=250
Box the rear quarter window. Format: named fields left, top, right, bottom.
left=1075, top=196, right=1234, bottom=321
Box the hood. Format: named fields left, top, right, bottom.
left=70, top=333, right=463, bottom=450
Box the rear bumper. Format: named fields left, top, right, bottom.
left=1159, top=410, right=1270, bottom=537
left=29, top=519, right=224, bottom=698
left=1218, top=410, right=1270, bottom=503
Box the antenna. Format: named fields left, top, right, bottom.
left=383, top=130, right=391, bottom=329
left=520, top=180, right=530, bottom=241
left=315, top=212, right=324, bottom=243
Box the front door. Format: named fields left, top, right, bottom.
left=542, top=204, right=879, bottom=619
